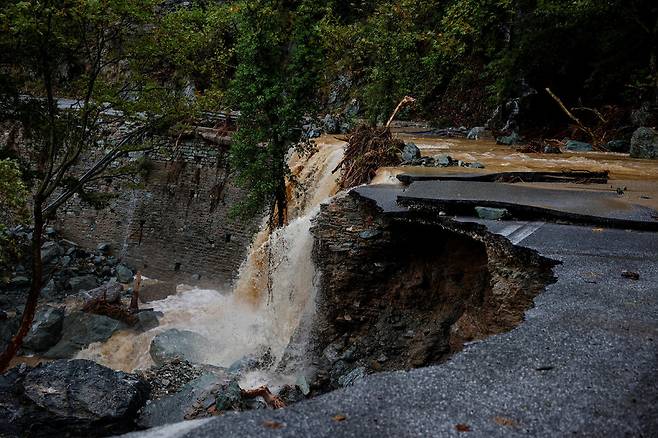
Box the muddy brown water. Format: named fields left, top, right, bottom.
left=372, top=135, right=658, bottom=212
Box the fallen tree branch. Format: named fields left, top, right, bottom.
left=241, top=386, right=286, bottom=409
left=385, top=95, right=416, bottom=129
left=545, top=88, right=596, bottom=142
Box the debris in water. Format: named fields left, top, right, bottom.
left=333, top=125, right=404, bottom=189
left=455, top=423, right=472, bottom=432
left=332, top=414, right=347, bottom=422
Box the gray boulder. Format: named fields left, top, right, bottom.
left=630, top=127, right=658, bottom=159
left=0, top=359, right=148, bottom=437
left=322, top=114, right=339, bottom=134
left=138, top=373, right=225, bottom=428
left=433, top=154, right=453, bottom=167
left=565, top=140, right=593, bottom=152
left=23, top=306, right=65, bottom=352
left=603, top=139, right=630, bottom=153
left=338, top=366, right=366, bottom=387
left=134, top=310, right=161, bottom=332
left=44, top=311, right=128, bottom=358
left=467, top=127, right=486, bottom=140
left=77, top=282, right=123, bottom=304
left=402, top=142, right=421, bottom=162
left=40, top=241, right=62, bottom=265
left=68, top=275, right=98, bottom=292
left=116, top=264, right=134, bottom=283
left=497, top=131, right=521, bottom=145
left=149, top=329, right=213, bottom=366
left=0, top=314, right=20, bottom=348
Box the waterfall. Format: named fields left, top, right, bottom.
left=77, top=139, right=345, bottom=374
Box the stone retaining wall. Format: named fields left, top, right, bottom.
left=54, top=136, right=257, bottom=287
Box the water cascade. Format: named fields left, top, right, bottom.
left=77, top=138, right=345, bottom=380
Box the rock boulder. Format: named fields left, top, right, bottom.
left=0, top=359, right=148, bottom=437
left=630, top=127, right=658, bottom=159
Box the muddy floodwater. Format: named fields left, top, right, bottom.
left=372, top=134, right=658, bottom=212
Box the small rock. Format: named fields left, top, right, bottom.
left=433, top=154, right=453, bottom=167
left=40, top=241, right=62, bottom=265
left=68, top=275, right=98, bottom=293
left=467, top=127, right=486, bottom=140
left=135, top=310, right=161, bottom=332
left=215, top=379, right=244, bottom=412
left=23, top=306, right=65, bottom=352
left=116, top=264, right=134, bottom=283
left=543, top=145, right=562, bottom=154
left=61, top=256, right=72, bottom=267
left=401, top=142, right=421, bottom=162
left=565, top=140, right=593, bottom=152
left=338, top=367, right=366, bottom=387
left=603, top=139, right=630, bottom=153
left=191, top=273, right=201, bottom=282
left=279, top=384, right=306, bottom=404
left=467, top=162, right=486, bottom=169
left=475, top=206, right=510, bottom=221
left=295, top=375, right=310, bottom=396
left=97, top=243, right=111, bottom=254
left=359, top=229, right=382, bottom=240
left=40, top=279, right=57, bottom=300
left=322, top=114, right=339, bottom=134
left=497, top=131, right=521, bottom=146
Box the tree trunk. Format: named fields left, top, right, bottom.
left=0, top=202, right=44, bottom=372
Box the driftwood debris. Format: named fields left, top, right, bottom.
left=241, top=386, right=286, bottom=409
left=385, top=95, right=416, bottom=129
left=333, top=125, right=405, bottom=189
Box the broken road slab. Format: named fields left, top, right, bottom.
left=398, top=180, right=658, bottom=230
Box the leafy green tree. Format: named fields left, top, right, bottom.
left=228, top=0, right=325, bottom=226
left=0, top=0, right=158, bottom=370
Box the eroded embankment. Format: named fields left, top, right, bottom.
left=301, top=192, right=557, bottom=391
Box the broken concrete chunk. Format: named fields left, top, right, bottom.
left=475, top=206, right=510, bottom=221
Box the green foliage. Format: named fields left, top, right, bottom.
left=0, top=158, right=28, bottom=270
left=0, top=158, right=28, bottom=227
left=227, top=0, right=325, bottom=223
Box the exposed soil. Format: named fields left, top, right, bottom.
left=301, top=192, right=557, bottom=391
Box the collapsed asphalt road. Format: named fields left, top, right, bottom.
left=124, top=182, right=658, bottom=438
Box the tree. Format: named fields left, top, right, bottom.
left=228, top=0, right=325, bottom=226
left=0, top=0, right=158, bottom=371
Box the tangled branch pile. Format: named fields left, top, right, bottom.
left=334, top=125, right=404, bottom=189
left=83, top=297, right=138, bottom=325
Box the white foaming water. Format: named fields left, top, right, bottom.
left=77, top=139, right=345, bottom=374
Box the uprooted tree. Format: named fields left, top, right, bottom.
left=0, top=0, right=162, bottom=371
